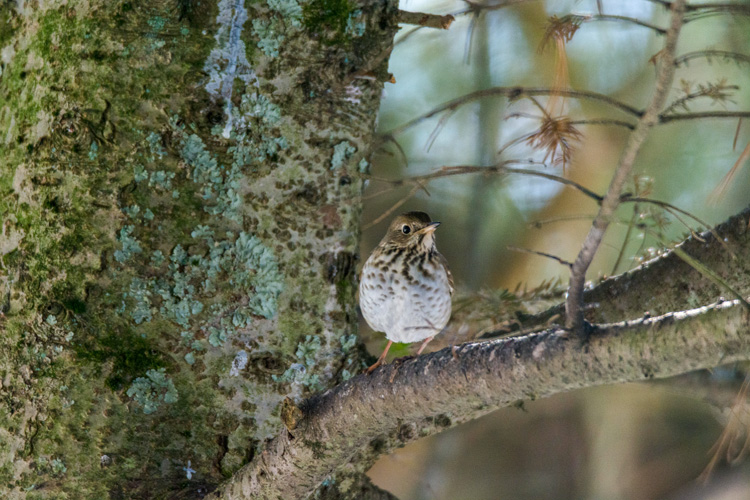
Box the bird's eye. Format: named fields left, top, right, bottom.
left=401, top=225, right=411, bottom=234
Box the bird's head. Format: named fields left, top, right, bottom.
left=379, top=211, right=441, bottom=252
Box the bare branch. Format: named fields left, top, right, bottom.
left=661, top=80, right=739, bottom=116
left=674, top=50, right=750, bottom=68
left=208, top=300, right=750, bottom=499
left=383, top=87, right=644, bottom=137
left=586, top=14, right=667, bottom=35
left=569, top=118, right=636, bottom=130
left=565, top=0, right=687, bottom=332
left=660, top=110, right=750, bottom=123
left=365, top=163, right=604, bottom=203
left=507, top=245, right=573, bottom=268
left=362, top=183, right=424, bottom=230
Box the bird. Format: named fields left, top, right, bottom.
left=359, top=211, right=453, bottom=374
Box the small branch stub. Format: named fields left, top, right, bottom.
left=281, top=397, right=303, bottom=432
left=398, top=10, right=456, bottom=29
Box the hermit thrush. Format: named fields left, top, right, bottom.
left=360, top=211, right=453, bottom=373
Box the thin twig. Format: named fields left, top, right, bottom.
left=362, top=183, right=423, bottom=230
left=661, top=83, right=739, bottom=116
left=611, top=202, right=640, bottom=275
left=365, top=163, right=604, bottom=203
left=375, top=134, right=409, bottom=170
left=507, top=245, right=573, bottom=268
left=586, top=14, right=667, bottom=35
left=709, top=142, right=750, bottom=203
left=565, top=0, right=687, bottom=332
left=529, top=214, right=598, bottom=228
left=506, top=112, right=636, bottom=130
left=660, top=111, right=750, bottom=123
left=674, top=50, right=750, bottom=68
left=394, top=0, right=535, bottom=48
left=384, top=87, right=644, bottom=137
left=622, top=195, right=735, bottom=256
left=569, top=118, right=636, bottom=130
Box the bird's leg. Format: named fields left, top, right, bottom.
left=366, top=340, right=393, bottom=374
left=415, top=336, right=434, bottom=355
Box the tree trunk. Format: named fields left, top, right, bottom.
left=0, top=0, right=397, bottom=497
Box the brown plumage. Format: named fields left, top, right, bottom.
left=359, top=212, right=453, bottom=373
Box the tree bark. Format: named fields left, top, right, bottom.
left=1, top=0, right=397, bottom=497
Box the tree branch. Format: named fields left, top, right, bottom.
left=514, top=207, right=750, bottom=330
left=659, top=111, right=750, bottom=123
left=674, top=50, right=750, bottom=68
left=587, top=14, right=667, bottom=35
left=209, top=300, right=750, bottom=499
left=382, top=87, right=643, bottom=137
left=565, top=0, right=687, bottom=332
left=366, top=163, right=604, bottom=202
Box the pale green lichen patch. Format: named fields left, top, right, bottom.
left=127, top=368, right=179, bottom=414
left=268, top=0, right=304, bottom=26
left=114, top=225, right=143, bottom=263
left=346, top=9, right=366, bottom=37
left=331, top=140, right=357, bottom=169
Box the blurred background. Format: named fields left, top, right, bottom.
left=360, top=0, right=750, bottom=498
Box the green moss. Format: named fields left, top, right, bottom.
left=0, top=8, right=20, bottom=49
left=73, top=330, right=167, bottom=391
left=302, top=0, right=356, bottom=45
left=62, top=297, right=86, bottom=315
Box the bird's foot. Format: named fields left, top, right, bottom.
left=365, top=340, right=393, bottom=375
left=393, top=355, right=415, bottom=365
left=365, top=358, right=384, bottom=375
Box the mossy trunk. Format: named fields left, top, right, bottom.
left=0, top=0, right=397, bottom=497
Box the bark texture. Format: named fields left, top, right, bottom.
left=209, top=299, right=750, bottom=499
left=0, top=0, right=397, bottom=497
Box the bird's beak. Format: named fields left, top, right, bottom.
left=417, top=222, right=440, bottom=234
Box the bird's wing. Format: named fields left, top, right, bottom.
left=437, top=252, right=454, bottom=295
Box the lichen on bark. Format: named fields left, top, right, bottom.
left=0, top=0, right=398, bottom=496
